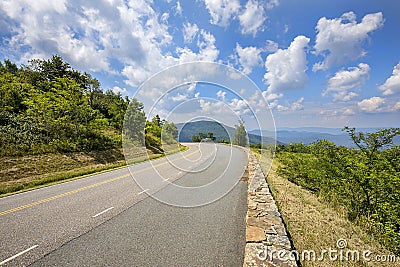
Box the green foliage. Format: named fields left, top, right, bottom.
left=144, top=115, right=178, bottom=149
left=277, top=128, right=400, bottom=255
left=233, top=120, right=248, bottom=147
left=0, top=57, right=131, bottom=155
left=192, top=135, right=201, bottom=142
left=191, top=132, right=216, bottom=142
left=124, top=98, right=146, bottom=145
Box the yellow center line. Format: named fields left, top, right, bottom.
left=0, top=149, right=200, bottom=217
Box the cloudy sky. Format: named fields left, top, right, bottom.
left=0, top=0, right=399, bottom=128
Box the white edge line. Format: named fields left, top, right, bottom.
left=92, top=207, right=114, bottom=218
left=0, top=245, right=38, bottom=265
left=138, top=189, right=149, bottom=195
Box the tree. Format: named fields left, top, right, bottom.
left=233, top=120, right=247, bottom=147
left=192, top=135, right=201, bottom=142
left=208, top=132, right=216, bottom=141
left=162, top=121, right=178, bottom=141
left=123, top=98, right=146, bottom=145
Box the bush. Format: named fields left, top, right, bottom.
left=276, top=128, right=400, bottom=255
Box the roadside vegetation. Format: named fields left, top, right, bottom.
left=0, top=56, right=180, bottom=195
left=253, top=127, right=399, bottom=266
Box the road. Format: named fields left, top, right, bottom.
left=0, top=143, right=248, bottom=266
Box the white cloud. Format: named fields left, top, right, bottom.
left=171, top=93, right=187, bottom=102
left=358, top=96, right=385, bottom=112
left=176, top=29, right=219, bottom=63
left=291, top=97, right=304, bottom=111
left=276, top=104, right=288, bottom=112
left=266, top=0, right=279, bottom=9
left=161, top=12, right=169, bottom=23
left=238, top=0, right=266, bottom=36
left=268, top=100, right=278, bottom=109
left=264, top=35, right=310, bottom=92
left=229, top=98, right=250, bottom=115
left=203, top=0, right=240, bottom=27
left=268, top=97, right=304, bottom=112
left=198, top=99, right=225, bottom=114
left=379, top=63, right=400, bottom=95
left=0, top=0, right=220, bottom=88
left=313, top=11, right=384, bottom=71
left=217, top=90, right=227, bottom=101
left=319, top=107, right=355, bottom=116
left=394, top=101, right=400, bottom=111
left=324, top=63, right=370, bottom=101
left=265, top=40, right=278, bottom=53
left=111, top=86, right=128, bottom=94
left=235, top=43, right=263, bottom=74
left=175, top=1, right=183, bottom=16
left=187, top=82, right=197, bottom=93
left=183, top=23, right=199, bottom=43
left=262, top=91, right=282, bottom=102
left=283, top=24, right=289, bottom=34
left=0, top=1, right=170, bottom=72
left=343, top=108, right=355, bottom=115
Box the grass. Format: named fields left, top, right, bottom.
left=0, top=144, right=188, bottom=197
left=252, top=148, right=397, bottom=267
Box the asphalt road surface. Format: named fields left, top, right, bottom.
left=0, top=143, right=248, bottom=266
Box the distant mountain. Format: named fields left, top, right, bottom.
left=249, top=127, right=400, bottom=148
left=176, top=121, right=278, bottom=145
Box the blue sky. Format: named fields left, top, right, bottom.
left=0, top=0, right=399, bottom=129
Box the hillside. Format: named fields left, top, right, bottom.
left=176, top=120, right=277, bottom=145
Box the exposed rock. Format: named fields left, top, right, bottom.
left=243, top=153, right=298, bottom=267
left=246, top=226, right=266, bottom=242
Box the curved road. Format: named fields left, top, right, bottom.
left=0, top=143, right=248, bottom=266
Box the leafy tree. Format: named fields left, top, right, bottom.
left=233, top=120, right=248, bottom=147
left=124, top=98, right=146, bottom=145
left=208, top=132, right=216, bottom=141
left=0, top=72, right=31, bottom=113
left=276, top=127, right=400, bottom=254
left=192, top=135, right=201, bottom=142
left=162, top=121, right=178, bottom=142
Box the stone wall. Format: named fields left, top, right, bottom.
left=243, top=153, right=299, bottom=267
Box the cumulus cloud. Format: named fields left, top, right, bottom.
left=229, top=98, right=250, bottom=115
left=0, top=0, right=220, bottom=88
left=171, top=93, right=187, bottom=102
left=111, top=86, right=128, bottom=94
left=183, top=22, right=199, bottom=43
left=238, top=0, right=266, bottom=36
left=235, top=43, right=263, bottom=74
left=358, top=96, right=385, bottom=112
left=264, top=35, right=310, bottom=93
left=324, top=63, right=370, bottom=101
left=275, top=97, right=304, bottom=112
left=261, top=91, right=283, bottom=102
left=313, top=11, right=384, bottom=71
left=217, top=90, right=227, bottom=101
left=203, top=0, right=240, bottom=27
left=379, top=63, right=400, bottom=95
left=291, top=97, right=305, bottom=111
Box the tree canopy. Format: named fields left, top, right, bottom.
left=0, top=56, right=177, bottom=156
left=233, top=120, right=248, bottom=147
